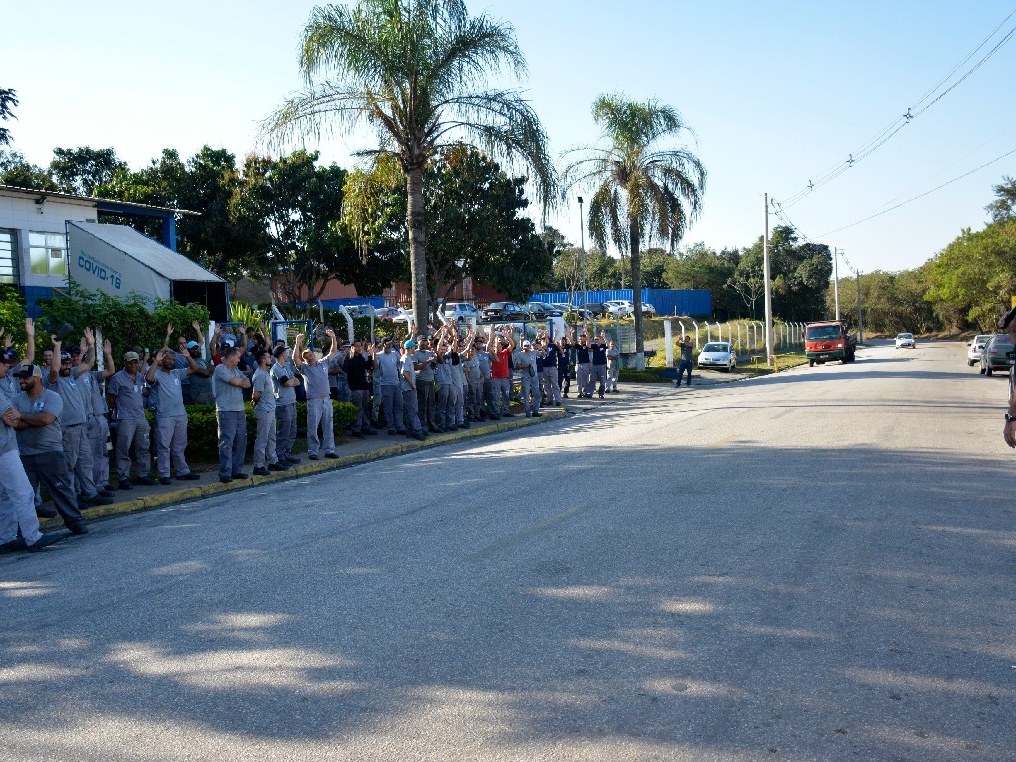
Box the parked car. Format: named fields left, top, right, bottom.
left=641, top=302, right=657, bottom=316
left=527, top=302, right=563, bottom=319
left=442, top=302, right=480, bottom=323
left=604, top=300, right=633, bottom=318
left=895, top=332, right=915, bottom=349
left=967, top=334, right=992, bottom=366
left=344, top=303, right=376, bottom=318
left=698, top=341, right=737, bottom=372
left=392, top=307, right=415, bottom=324
left=481, top=301, right=529, bottom=321
left=980, top=333, right=1015, bottom=376
left=577, top=302, right=606, bottom=318
left=374, top=306, right=395, bottom=321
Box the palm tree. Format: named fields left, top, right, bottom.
left=263, top=0, right=555, bottom=325
left=563, top=94, right=706, bottom=368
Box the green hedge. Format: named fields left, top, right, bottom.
left=144, top=400, right=358, bottom=461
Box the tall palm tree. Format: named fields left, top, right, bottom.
left=263, top=0, right=555, bottom=324
left=563, top=94, right=705, bottom=368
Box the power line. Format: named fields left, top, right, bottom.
left=780, top=6, right=1016, bottom=207
left=816, top=145, right=1016, bottom=237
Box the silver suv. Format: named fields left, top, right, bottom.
left=442, top=302, right=480, bottom=322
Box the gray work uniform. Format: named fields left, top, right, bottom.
left=14, top=388, right=86, bottom=531
left=513, top=349, right=540, bottom=415
left=0, top=384, right=42, bottom=546
left=188, top=357, right=214, bottom=404
left=414, top=349, right=436, bottom=430
left=434, top=353, right=455, bottom=432
left=252, top=367, right=278, bottom=468
left=151, top=367, right=192, bottom=478
left=302, top=359, right=334, bottom=456
left=272, top=359, right=297, bottom=462
left=81, top=369, right=111, bottom=488
left=399, top=353, right=423, bottom=436
left=607, top=347, right=619, bottom=391
left=376, top=350, right=403, bottom=433
left=214, top=364, right=248, bottom=478
left=107, top=369, right=152, bottom=481
left=475, top=350, right=498, bottom=420
left=45, top=369, right=97, bottom=499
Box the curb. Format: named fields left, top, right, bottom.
left=40, top=408, right=568, bottom=529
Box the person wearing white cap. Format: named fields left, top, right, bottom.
left=107, top=351, right=156, bottom=489
left=399, top=340, right=426, bottom=440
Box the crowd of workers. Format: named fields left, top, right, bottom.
left=0, top=316, right=621, bottom=553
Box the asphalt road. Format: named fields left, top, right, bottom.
left=1, top=340, right=1014, bottom=761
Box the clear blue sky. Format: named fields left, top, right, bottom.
left=5, top=1, right=1016, bottom=276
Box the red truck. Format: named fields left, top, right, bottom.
left=805, top=321, right=857, bottom=366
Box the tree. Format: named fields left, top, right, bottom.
left=49, top=147, right=127, bottom=196
left=235, top=150, right=359, bottom=317
left=563, top=94, right=705, bottom=368
left=263, top=0, right=556, bottom=331
left=728, top=251, right=766, bottom=319
left=0, top=150, right=57, bottom=190
left=0, top=87, right=17, bottom=147
left=985, top=175, right=1016, bottom=223
left=667, top=242, right=741, bottom=318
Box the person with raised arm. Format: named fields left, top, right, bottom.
left=146, top=338, right=202, bottom=485
left=294, top=329, right=339, bottom=460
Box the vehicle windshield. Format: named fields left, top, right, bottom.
left=703, top=343, right=728, bottom=352
left=975, top=335, right=992, bottom=344
left=806, top=325, right=841, bottom=340
left=897, top=333, right=913, bottom=339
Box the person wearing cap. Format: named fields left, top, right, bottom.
left=146, top=343, right=203, bottom=485
left=214, top=345, right=252, bottom=482
left=271, top=345, right=302, bottom=463
left=453, top=332, right=473, bottom=429
left=513, top=339, right=541, bottom=418
left=606, top=340, right=620, bottom=393
left=0, top=317, right=36, bottom=400
left=107, top=350, right=156, bottom=490
left=166, top=320, right=208, bottom=404
left=538, top=330, right=562, bottom=407
left=399, top=339, right=426, bottom=441
left=11, top=364, right=89, bottom=536
left=293, top=329, right=339, bottom=459
left=0, top=356, right=64, bottom=553
left=327, top=338, right=350, bottom=404
left=45, top=328, right=113, bottom=508
left=433, top=324, right=458, bottom=432
left=186, top=328, right=215, bottom=405
left=473, top=334, right=498, bottom=421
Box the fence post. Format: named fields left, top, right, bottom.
left=664, top=319, right=674, bottom=367
left=692, top=321, right=700, bottom=350
left=736, top=323, right=742, bottom=353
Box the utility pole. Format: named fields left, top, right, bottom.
left=833, top=247, right=841, bottom=320
left=856, top=270, right=864, bottom=344
left=578, top=196, right=587, bottom=310
left=763, top=193, right=775, bottom=365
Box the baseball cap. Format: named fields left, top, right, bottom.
left=220, top=336, right=236, bottom=348
left=523, top=340, right=532, bottom=347
left=1, top=348, right=19, bottom=364
left=273, top=345, right=289, bottom=358
left=66, top=344, right=81, bottom=354
left=405, top=339, right=417, bottom=349
left=60, top=352, right=72, bottom=362
left=123, top=351, right=140, bottom=362
left=186, top=340, right=200, bottom=349
left=15, top=364, right=42, bottom=378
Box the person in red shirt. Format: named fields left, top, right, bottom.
left=487, top=327, right=515, bottom=417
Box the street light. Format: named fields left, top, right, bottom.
left=578, top=196, right=587, bottom=311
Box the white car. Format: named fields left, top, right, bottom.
left=392, top=307, right=415, bottom=324
left=604, top=300, right=633, bottom=317
left=641, top=302, right=657, bottom=316
left=442, top=302, right=479, bottom=323
left=967, top=334, right=992, bottom=366
left=698, top=341, right=737, bottom=372
left=895, top=332, right=915, bottom=349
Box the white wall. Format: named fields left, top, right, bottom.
left=0, top=191, right=97, bottom=289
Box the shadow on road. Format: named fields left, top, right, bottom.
left=0, top=430, right=1012, bottom=758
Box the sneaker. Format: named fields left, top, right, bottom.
left=25, top=532, right=66, bottom=552
left=87, top=493, right=114, bottom=506
left=177, top=473, right=200, bottom=481
left=414, top=432, right=426, bottom=441
left=324, top=452, right=338, bottom=459
left=532, top=412, right=542, bottom=417
left=159, top=477, right=172, bottom=486
left=0, top=538, right=27, bottom=553
left=252, top=466, right=270, bottom=476
left=67, top=522, right=89, bottom=535
left=219, top=476, right=232, bottom=484
left=134, top=475, right=157, bottom=486
left=101, top=483, right=117, bottom=493
left=118, top=479, right=133, bottom=491
left=286, top=456, right=302, bottom=464
left=36, top=503, right=58, bottom=518
left=231, top=472, right=249, bottom=480
left=268, top=462, right=289, bottom=471
left=308, top=453, right=320, bottom=461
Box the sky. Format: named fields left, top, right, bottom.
left=4, top=0, right=1016, bottom=277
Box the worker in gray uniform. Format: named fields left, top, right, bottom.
left=146, top=344, right=202, bottom=484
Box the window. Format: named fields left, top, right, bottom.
left=29, top=231, right=67, bottom=276
left=0, top=229, right=16, bottom=284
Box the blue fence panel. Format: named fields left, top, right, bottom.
left=529, top=289, right=711, bottom=317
